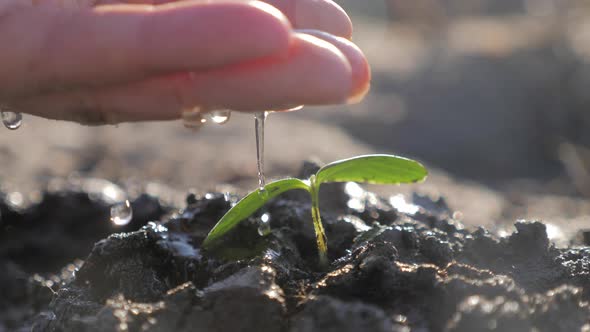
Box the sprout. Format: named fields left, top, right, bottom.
left=202, top=154, right=428, bottom=268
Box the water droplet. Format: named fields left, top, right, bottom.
left=207, top=110, right=231, bottom=125
left=181, top=108, right=206, bottom=130
left=257, top=213, right=271, bottom=236
left=6, top=192, right=25, bottom=210
left=255, top=112, right=267, bottom=190
left=288, top=105, right=304, bottom=111
left=110, top=200, right=133, bottom=226
left=1, top=111, right=22, bottom=130
left=258, top=188, right=269, bottom=200
left=283, top=105, right=304, bottom=112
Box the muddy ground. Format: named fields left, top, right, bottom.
left=4, top=2, right=590, bottom=331
left=2, top=163, right=590, bottom=331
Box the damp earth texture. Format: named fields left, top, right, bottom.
left=2, top=162, right=590, bottom=331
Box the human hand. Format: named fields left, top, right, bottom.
left=2, top=0, right=370, bottom=125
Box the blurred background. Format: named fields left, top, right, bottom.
left=3, top=0, right=590, bottom=236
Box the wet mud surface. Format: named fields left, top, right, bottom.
left=2, top=165, right=590, bottom=331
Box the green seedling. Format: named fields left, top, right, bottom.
left=202, top=154, right=428, bottom=267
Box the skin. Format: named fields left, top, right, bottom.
left=1, top=0, right=370, bottom=125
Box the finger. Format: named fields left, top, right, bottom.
left=262, top=0, right=353, bottom=39
left=0, top=1, right=291, bottom=98
left=15, top=33, right=356, bottom=124
left=107, top=0, right=353, bottom=39
left=297, top=30, right=370, bottom=102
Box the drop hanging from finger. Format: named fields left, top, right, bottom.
left=182, top=108, right=233, bottom=129
left=207, top=110, right=231, bottom=125
left=1, top=110, right=22, bottom=130
left=182, top=107, right=207, bottom=130
left=284, top=105, right=304, bottom=112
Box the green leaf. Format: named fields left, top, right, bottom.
left=315, top=154, right=428, bottom=185
left=202, top=178, right=310, bottom=248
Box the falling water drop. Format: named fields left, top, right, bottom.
left=1, top=111, right=22, bottom=130
left=182, top=108, right=206, bottom=130
left=207, top=110, right=232, bottom=125
left=257, top=213, right=271, bottom=236
left=110, top=200, right=133, bottom=226
left=255, top=111, right=268, bottom=193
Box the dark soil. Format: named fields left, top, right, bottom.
left=2, top=165, right=590, bottom=332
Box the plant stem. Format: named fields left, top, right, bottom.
left=309, top=175, right=329, bottom=268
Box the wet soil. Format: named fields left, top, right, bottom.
left=2, top=165, right=590, bottom=332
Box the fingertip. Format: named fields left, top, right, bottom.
left=347, top=81, right=370, bottom=104
left=293, top=33, right=353, bottom=104
left=247, top=1, right=294, bottom=53
left=344, top=40, right=370, bottom=103
left=263, top=0, right=353, bottom=39
left=294, top=0, right=353, bottom=39
left=299, top=30, right=370, bottom=102
left=329, top=2, right=353, bottom=39
left=187, top=32, right=354, bottom=109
